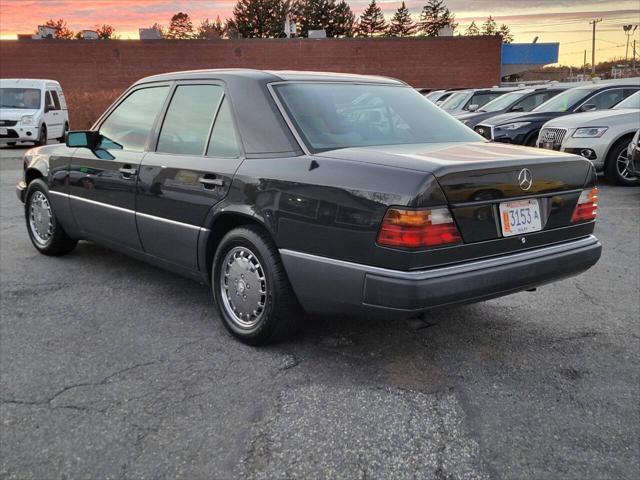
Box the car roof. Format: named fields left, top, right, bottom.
left=0, top=78, right=60, bottom=88
left=136, top=69, right=405, bottom=86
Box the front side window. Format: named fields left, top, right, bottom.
left=583, top=89, right=626, bottom=110
left=274, top=83, right=480, bottom=152
left=157, top=85, right=224, bottom=155
left=0, top=88, right=41, bottom=109
left=45, top=91, right=56, bottom=111
left=533, top=87, right=595, bottom=113
left=207, top=97, right=242, bottom=158
left=49, top=90, right=61, bottom=110
left=481, top=91, right=527, bottom=112
left=99, top=86, right=169, bottom=152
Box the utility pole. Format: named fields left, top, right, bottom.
left=583, top=50, right=587, bottom=75
left=633, top=39, right=637, bottom=70
left=589, top=18, right=602, bottom=75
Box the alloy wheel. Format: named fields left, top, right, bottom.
left=219, top=246, right=268, bottom=329
left=29, top=191, right=53, bottom=246
left=616, top=149, right=637, bottom=181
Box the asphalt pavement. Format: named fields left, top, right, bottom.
left=1, top=145, right=638, bottom=479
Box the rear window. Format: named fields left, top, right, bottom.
left=274, top=83, right=480, bottom=152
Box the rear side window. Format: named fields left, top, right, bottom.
left=157, top=84, right=224, bottom=155
left=99, top=86, right=169, bottom=152
left=207, top=97, right=242, bottom=158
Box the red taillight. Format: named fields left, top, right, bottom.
left=377, top=207, right=462, bottom=248
left=571, top=187, right=598, bottom=223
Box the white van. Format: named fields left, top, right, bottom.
left=0, top=79, right=69, bottom=146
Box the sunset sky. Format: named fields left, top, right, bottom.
left=0, top=0, right=638, bottom=66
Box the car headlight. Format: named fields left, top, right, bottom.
left=20, top=115, right=34, bottom=125
left=498, top=122, right=531, bottom=130
left=572, top=127, right=608, bottom=138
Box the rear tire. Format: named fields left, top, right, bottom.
left=34, top=125, right=47, bottom=146
left=212, top=225, right=300, bottom=346
left=605, top=138, right=638, bottom=186
left=25, top=179, right=77, bottom=256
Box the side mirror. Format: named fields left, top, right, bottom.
left=581, top=104, right=597, bottom=112
left=66, top=130, right=101, bottom=150
left=511, top=105, right=525, bottom=112
left=467, top=104, right=479, bottom=112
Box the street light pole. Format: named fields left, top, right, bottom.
left=590, top=18, right=602, bottom=75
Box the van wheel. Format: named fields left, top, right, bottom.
left=34, top=125, right=47, bottom=146
left=605, top=138, right=638, bottom=186
left=57, top=123, right=68, bottom=143
left=25, top=179, right=77, bottom=256
left=212, top=225, right=299, bottom=346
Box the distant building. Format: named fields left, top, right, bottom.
left=81, top=30, right=99, bottom=40
left=139, top=28, right=162, bottom=40
left=35, top=25, right=57, bottom=39
left=308, top=29, right=327, bottom=39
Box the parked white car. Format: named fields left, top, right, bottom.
left=538, top=91, right=640, bottom=185
left=439, top=87, right=519, bottom=115
left=0, top=79, right=69, bottom=146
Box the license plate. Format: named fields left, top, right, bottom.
left=0, top=128, right=7, bottom=135
left=542, top=142, right=554, bottom=150
left=499, top=199, right=542, bottom=237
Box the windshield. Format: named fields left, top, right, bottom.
left=613, top=91, right=640, bottom=109
left=439, top=91, right=470, bottom=111
left=0, top=88, right=42, bottom=109
left=480, top=91, right=528, bottom=112
left=274, top=83, right=480, bottom=152
left=533, top=87, right=593, bottom=113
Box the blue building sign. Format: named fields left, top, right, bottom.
left=501, top=43, right=559, bottom=76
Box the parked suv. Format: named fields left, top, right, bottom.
left=439, top=87, right=519, bottom=115
left=538, top=91, right=640, bottom=185
left=0, top=78, right=69, bottom=146
left=16, top=70, right=601, bottom=345
left=455, top=86, right=568, bottom=128
left=475, top=82, right=640, bottom=146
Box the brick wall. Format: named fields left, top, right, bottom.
left=0, top=37, right=501, bottom=128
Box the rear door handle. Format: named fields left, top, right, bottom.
left=119, top=166, right=137, bottom=177
left=198, top=176, right=224, bottom=188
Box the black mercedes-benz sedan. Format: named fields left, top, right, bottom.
left=474, top=82, right=639, bottom=146
left=17, top=69, right=602, bottom=345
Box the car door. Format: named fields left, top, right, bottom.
left=136, top=81, right=244, bottom=270
left=43, top=90, right=58, bottom=139
left=68, top=84, right=170, bottom=251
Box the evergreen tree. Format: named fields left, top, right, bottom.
left=332, top=1, right=355, bottom=37
left=197, top=17, right=227, bottom=39
left=498, top=23, right=513, bottom=43
left=465, top=20, right=480, bottom=36
left=230, top=0, right=290, bottom=38
left=387, top=2, right=415, bottom=37
left=294, top=0, right=333, bottom=37
left=417, top=0, right=457, bottom=37
left=357, top=0, right=387, bottom=37
left=481, top=16, right=497, bottom=35
left=166, top=12, right=195, bottom=39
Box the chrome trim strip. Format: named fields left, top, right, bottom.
left=53, top=191, right=210, bottom=231
left=136, top=210, right=204, bottom=231
left=280, top=235, right=599, bottom=280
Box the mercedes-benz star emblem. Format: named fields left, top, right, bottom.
left=517, top=168, right=533, bottom=191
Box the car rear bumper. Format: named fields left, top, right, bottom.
left=280, top=235, right=602, bottom=316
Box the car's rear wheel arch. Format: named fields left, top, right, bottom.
left=204, top=212, right=276, bottom=282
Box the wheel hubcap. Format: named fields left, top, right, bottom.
left=29, top=191, right=53, bottom=246
left=616, top=150, right=637, bottom=180
left=220, top=246, right=267, bottom=329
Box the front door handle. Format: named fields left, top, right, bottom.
left=119, top=166, right=137, bottom=177
left=198, top=176, right=224, bottom=188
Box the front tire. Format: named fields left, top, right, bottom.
left=57, top=123, right=68, bottom=143
left=212, top=225, right=299, bottom=345
left=34, top=125, right=47, bottom=146
left=25, top=179, right=77, bottom=256
left=605, top=138, right=638, bottom=186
